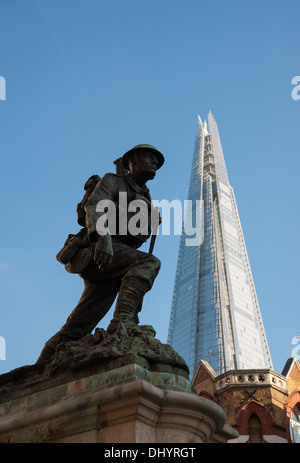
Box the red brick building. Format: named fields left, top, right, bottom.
left=192, top=357, right=300, bottom=443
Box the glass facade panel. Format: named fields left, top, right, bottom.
left=168, top=113, right=273, bottom=378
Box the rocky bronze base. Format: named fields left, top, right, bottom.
left=0, top=323, right=189, bottom=400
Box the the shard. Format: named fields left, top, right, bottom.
left=168, top=112, right=273, bottom=378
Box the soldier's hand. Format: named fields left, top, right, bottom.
left=94, top=236, right=114, bottom=270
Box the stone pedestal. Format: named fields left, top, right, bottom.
left=0, top=363, right=237, bottom=443
left=0, top=325, right=238, bottom=443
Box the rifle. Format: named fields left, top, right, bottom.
left=149, top=207, right=161, bottom=254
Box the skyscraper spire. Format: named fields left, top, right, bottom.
left=168, top=114, right=272, bottom=379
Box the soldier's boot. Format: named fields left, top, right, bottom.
left=107, top=280, right=148, bottom=334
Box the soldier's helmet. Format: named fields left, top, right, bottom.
left=121, top=144, right=165, bottom=171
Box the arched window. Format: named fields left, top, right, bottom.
left=248, top=413, right=263, bottom=443
left=289, top=406, right=300, bottom=443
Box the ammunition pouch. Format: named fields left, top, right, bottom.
left=64, top=247, right=94, bottom=274
left=56, top=231, right=93, bottom=274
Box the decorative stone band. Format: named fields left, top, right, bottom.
left=214, top=369, right=287, bottom=393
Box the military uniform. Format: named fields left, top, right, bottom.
left=37, top=158, right=162, bottom=363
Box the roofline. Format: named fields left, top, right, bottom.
left=281, top=357, right=300, bottom=377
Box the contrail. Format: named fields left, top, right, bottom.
left=35, top=0, right=87, bottom=102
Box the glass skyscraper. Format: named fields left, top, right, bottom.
left=168, top=112, right=272, bottom=379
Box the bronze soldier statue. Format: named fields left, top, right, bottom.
left=36, top=144, right=164, bottom=363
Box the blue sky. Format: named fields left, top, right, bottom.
left=0, top=0, right=299, bottom=376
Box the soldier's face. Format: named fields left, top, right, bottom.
left=137, top=151, right=158, bottom=178
left=128, top=150, right=159, bottom=184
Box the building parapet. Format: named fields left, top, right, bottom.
left=215, top=369, right=287, bottom=394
